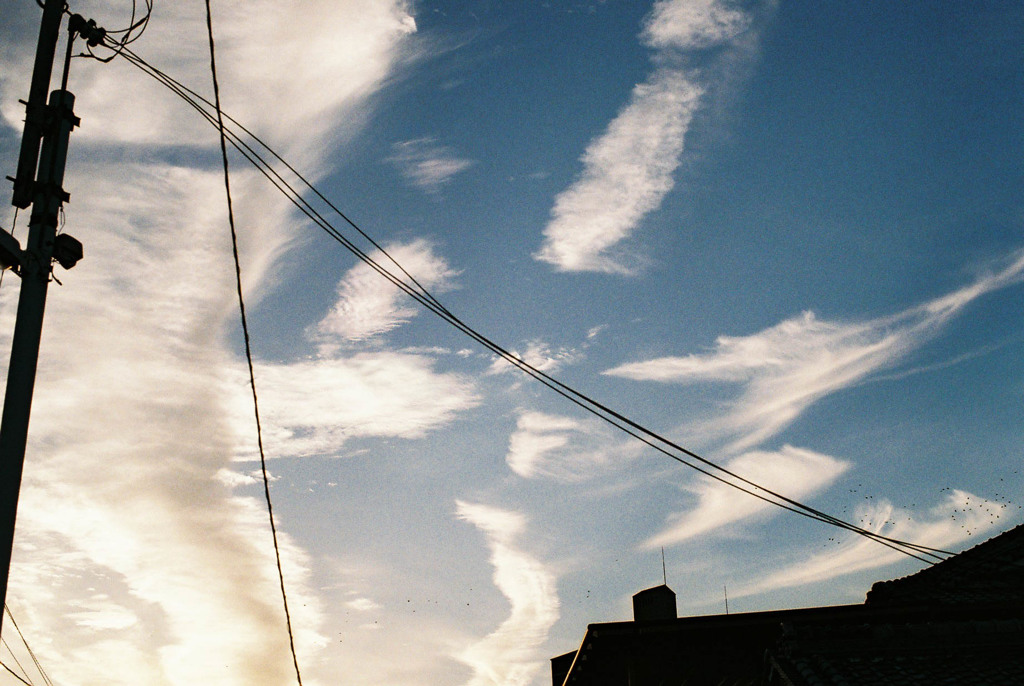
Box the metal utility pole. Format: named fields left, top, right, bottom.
left=0, top=0, right=85, bottom=633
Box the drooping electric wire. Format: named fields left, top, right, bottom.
left=111, top=41, right=954, bottom=564
left=202, top=3, right=303, bottom=685
left=105, top=42, right=954, bottom=564
left=0, top=660, right=32, bottom=686
left=90, top=41, right=453, bottom=321
left=0, top=638, right=33, bottom=686
left=108, top=0, right=154, bottom=46
left=3, top=606, right=52, bottom=686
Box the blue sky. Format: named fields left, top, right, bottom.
left=1, top=1, right=1023, bottom=685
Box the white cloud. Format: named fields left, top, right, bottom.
left=535, top=0, right=763, bottom=273
left=387, top=137, right=474, bottom=193
left=641, top=0, right=752, bottom=50
left=454, top=502, right=559, bottom=686
left=505, top=410, right=622, bottom=481
left=643, top=446, right=850, bottom=548
left=68, top=596, right=140, bottom=631
left=345, top=597, right=381, bottom=612
left=315, top=239, right=458, bottom=344
left=535, top=68, right=703, bottom=274
left=222, top=237, right=479, bottom=461
left=606, top=251, right=1024, bottom=453
left=227, top=352, right=480, bottom=460
left=486, top=339, right=582, bottom=375
left=734, top=490, right=1008, bottom=597
left=215, top=468, right=260, bottom=488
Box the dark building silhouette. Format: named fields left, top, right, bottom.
left=631, top=584, right=676, bottom=622
left=552, top=523, right=1024, bottom=686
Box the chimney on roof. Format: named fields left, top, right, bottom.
left=632, top=584, right=676, bottom=622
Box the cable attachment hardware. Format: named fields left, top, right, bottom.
left=68, top=14, right=107, bottom=47
left=0, top=227, right=24, bottom=275
left=52, top=233, right=82, bottom=270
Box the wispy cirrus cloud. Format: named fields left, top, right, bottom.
left=33, top=1, right=417, bottom=165
left=733, top=490, right=1008, bottom=598
left=534, top=69, right=703, bottom=273
left=642, top=445, right=850, bottom=548
left=4, top=160, right=328, bottom=686
left=13, top=464, right=325, bottom=686
left=486, top=339, right=582, bottom=376
left=455, top=502, right=560, bottom=686
left=227, top=352, right=480, bottom=460
left=230, top=239, right=477, bottom=459
left=535, top=0, right=765, bottom=273
left=641, top=0, right=752, bottom=50
left=505, top=410, right=626, bottom=481
left=387, top=136, right=474, bottom=193
left=315, top=238, right=458, bottom=345
left=606, top=251, right=1024, bottom=454
left=0, top=1, right=420, bottom=683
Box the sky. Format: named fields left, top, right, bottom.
left=0, top=1, right=1022, bottom=684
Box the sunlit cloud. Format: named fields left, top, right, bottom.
left=11, top=480, right=324, bottom=686
left=606, top=251, right=1024, bottom=453
left=733, top=490, right=1009, bottom=597
left=535, top=0, right=761, bottom=274
left=0, top=1, right=418, bottom=683
left=28, top=1, right=418, bottom=166
left=387, top=136, right=474, bottom=193
left=315, top=239, right=458, bottom=345
left=643, top=446, right=850, bottom=549
left=0, top=159, right=328, bottom=686
left=455, top=501, right=560, bottom=686
left=227, top=352, right=481, bottom=460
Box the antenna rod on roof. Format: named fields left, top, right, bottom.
left=661, top=547, right=667, bottom=586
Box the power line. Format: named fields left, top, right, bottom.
left=106, top=40, right=952, bottom=564
left=0, top=638, right=32, bottom=686
left=101, top=42, right=954, bottom=565
left=0, top=661, right=32, bottom=686
left=3, top=606, right=52, bottom=686
left=202, top=3, right=303, bottom=685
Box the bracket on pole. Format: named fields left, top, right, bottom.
left=68, top=14, right=108, bottom=47
left=0, top=228, right=24, bottom=273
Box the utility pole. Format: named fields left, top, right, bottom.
left=0, top=0, right=85, bottom=633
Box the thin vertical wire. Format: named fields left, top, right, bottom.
left=202, top=3, right=302, bottom=683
